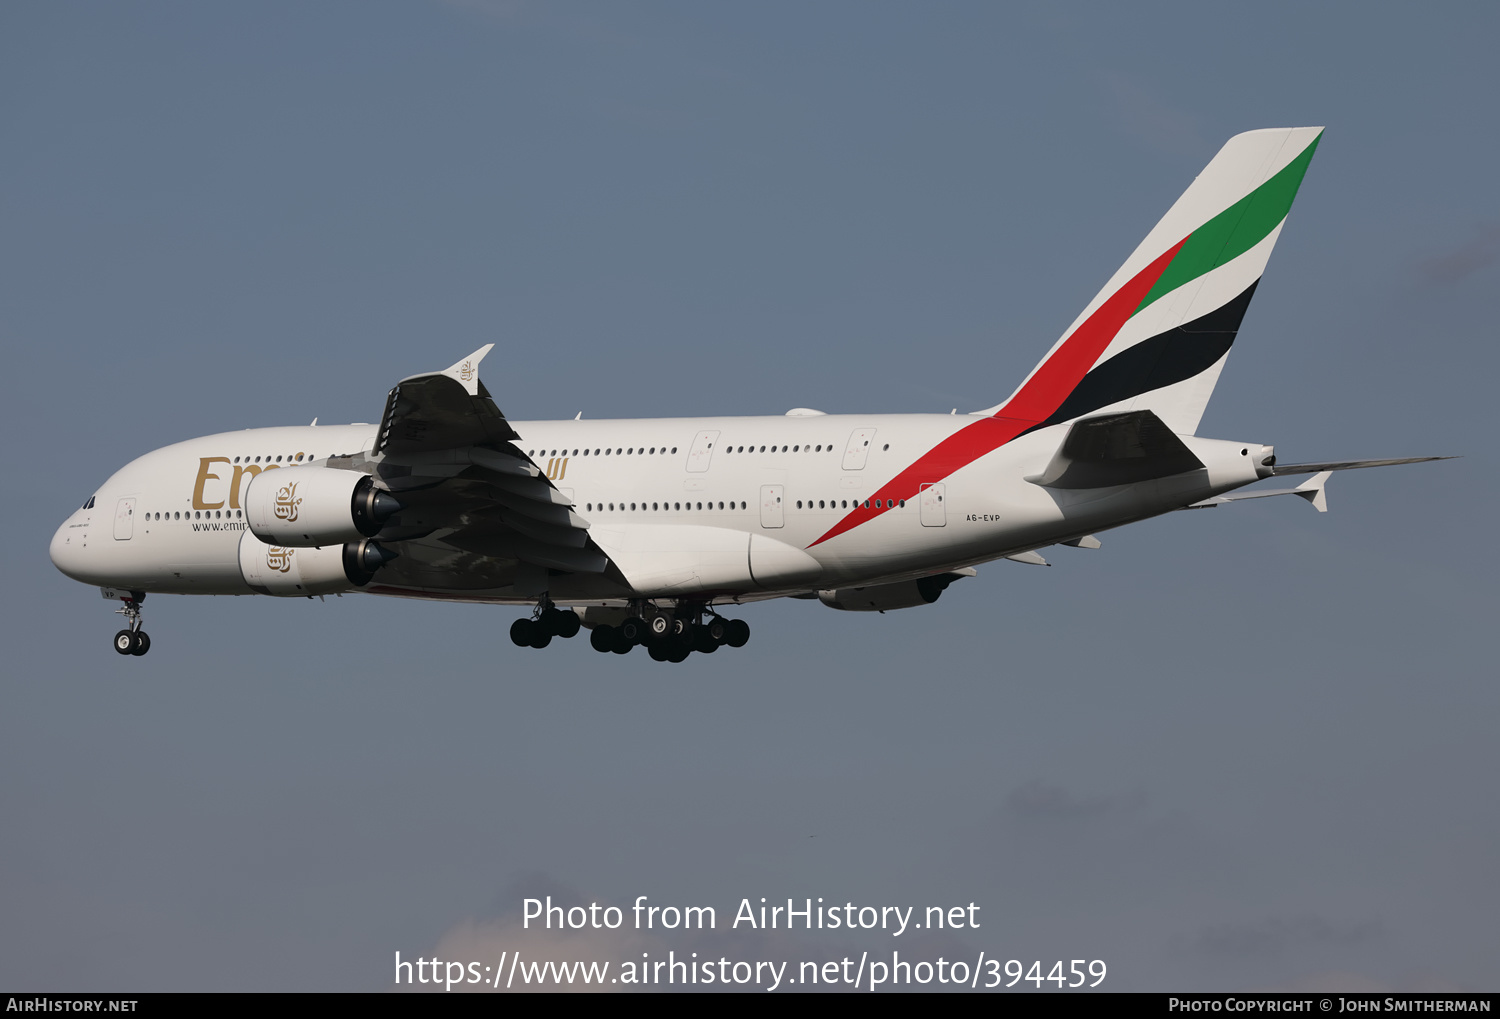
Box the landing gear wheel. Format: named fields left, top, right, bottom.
left=529, top=628, right=552, bottom=649
left=541, top=608, right=580, bottom=638
left=726, top=619, right=750, bottom=648
left=693, top=628, right=719, bottom=654
left=706, top=619, right=729, bottom=645
left=131, top=631, right=151, bottom=656
left=666, top=642, right=691, bottom=664
left=114, top=630, right=137, bottom=655
left=610, top=631, right=633, bottom=654
left=648, top=615, right=671, bottom=640
left=510, top=618, right=535, bottom=647
left=590, top=625, right=617, bottom=653
left=648, top=642, right=670, bottom=662
left=620, top=617, right=648, bottom=645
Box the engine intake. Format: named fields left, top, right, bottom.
left=245, top=467, right=400, bottom=547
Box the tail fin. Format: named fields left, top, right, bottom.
left=977, top=127, right=1323, bottom=435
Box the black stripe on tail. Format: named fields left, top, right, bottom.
left=1029, top=279, right=1260, bottom=433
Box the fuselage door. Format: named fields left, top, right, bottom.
left=759, top=485, right=785, bottom=528
left=113, top=498, right=136, bottom=540
left=686, top=430, right=720, bottom=473
left=919, top=483, right=946, bottom=527
left=842, top=428, right=877, bottom=470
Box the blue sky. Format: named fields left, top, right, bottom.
left=3, top=1, right=1496, bottom=992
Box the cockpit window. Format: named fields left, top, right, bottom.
left=82, top=496, right=95, bottom=510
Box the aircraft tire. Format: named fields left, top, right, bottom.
left=620, top=617, right=648, bottom=645
left=590, top=625, right=617, bottom=652
left=529, top=628, right=552, bottom=650
left=667, top=643, right=691, bottom=664
left=610, top=631, right=633, bottom=654
left=114, top=630, right=136, bottom=655
left=726, top=619, right=750, bottom=648
left=510, top=618, right=535, bottom=647
left=554, top=610, right=580, bottom=639
left=706, top=619, right=729, bottom=645
left=648, top=642, right=669, bottom=662
left=648, top=615, right=671, bottom=639
left=131, top=631, right=151, bottom=656
left=693, top=628, right=718, bottom=654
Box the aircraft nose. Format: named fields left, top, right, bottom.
left=50, top=513, right=90, bottom=580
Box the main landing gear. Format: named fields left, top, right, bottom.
left=589, top=606, right=750, bottom=664
left=508, top=604, right=581, bottom=649
left=111, top=591, right=151, bottom=656
left=510, top=601, right=750, bottom=662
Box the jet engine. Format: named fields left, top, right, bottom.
left=238, top=531, right=397, bottom=596
left=817, top=571, right=970, bottom=612
left=244, top=467, right=400, bottom=547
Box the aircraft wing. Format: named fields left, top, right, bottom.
left=374, top=343, right=522, bottom=455
left=357, top=346, right=616, bottom=593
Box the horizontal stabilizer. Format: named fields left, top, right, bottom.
left=1027, top=410, right=1204, bottom=489
left=1190, top=471, right=1332, bottom=512
left=1271, top=456, right=1453, bottom=475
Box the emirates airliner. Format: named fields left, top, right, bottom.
left=50, top=128, right=1445, bottom=663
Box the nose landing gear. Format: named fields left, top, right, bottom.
left=110, top=590, right=150, bottom=656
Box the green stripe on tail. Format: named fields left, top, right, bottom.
left=1134, top=131, right=1323, bottom=315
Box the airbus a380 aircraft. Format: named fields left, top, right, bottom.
left=50, top=127, right=1445, bottom=664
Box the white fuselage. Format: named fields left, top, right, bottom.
left=50, top=414, right=1270, bottom=606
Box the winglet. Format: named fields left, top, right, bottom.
left=1294, top=470, right=1332, bottom=513
left=442, top=344, right=495, bottom=396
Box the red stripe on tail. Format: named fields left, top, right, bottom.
left=808, top=236, right=1187, bottom=547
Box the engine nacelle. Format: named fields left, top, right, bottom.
left=818, top=572, right=967, bottom=612
left=244, top=467, right=399, bottom=547
left=238, top=531, right=396, bottom=596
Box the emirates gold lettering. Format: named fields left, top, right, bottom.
left=192, top=457, right=230, bottom=510
left=547, top=457, right=569, bottom=481
left=265, top=547, right=294, bottom=573
left=273, top=482, right=302, bottom=522
left=229, top=464, right=264, bottom=508
left=188, top=459, right=280, bottom=510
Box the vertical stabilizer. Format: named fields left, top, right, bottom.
left=977, top=127, right=1323, bottom=435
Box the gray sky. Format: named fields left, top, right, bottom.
left=3, top=1, right=1496, bottom=993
